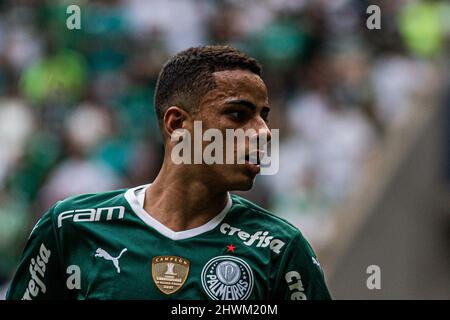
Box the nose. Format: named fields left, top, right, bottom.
left=256, top=118, right=271, bottom=144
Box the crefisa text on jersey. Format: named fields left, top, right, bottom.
left=219, top=223, right=285, bottom=254
left=57, top=206, right=125, bottom=227
left=22, top=243, right=51, bottom=300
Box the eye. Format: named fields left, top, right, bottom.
left=228, top=110, right=249, bottom=122
left=230, top=111, right=240, bottom=118
left=261, top=110, right=270, bottom=124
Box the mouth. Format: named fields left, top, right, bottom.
left=244, top=154, right=260, bottom=165
left=244, top=150, right=264, bottom=165
left=242, top=150, right=264, bottom=174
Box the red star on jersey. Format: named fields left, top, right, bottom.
left=226, top=244, right=236, bottom=253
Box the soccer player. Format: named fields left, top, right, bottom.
left=7, top=45, right=331, bottom=300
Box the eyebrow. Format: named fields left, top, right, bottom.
left=224, top=99, right=271, bottom=112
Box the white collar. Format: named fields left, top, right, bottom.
left=124, top=184, right=232, bottom=241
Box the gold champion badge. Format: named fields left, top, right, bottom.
left=151, top=256, right=190, bottom=295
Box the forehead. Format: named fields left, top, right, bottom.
left=200, top=69, right=268, bottom=106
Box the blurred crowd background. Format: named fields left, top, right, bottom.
left=0, top=0, right=449, bottom=298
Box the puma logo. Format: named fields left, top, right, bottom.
left=95, top=248, right=127, bottom=273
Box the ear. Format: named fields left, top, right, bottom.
left=163, top=106, right=191, bottom=138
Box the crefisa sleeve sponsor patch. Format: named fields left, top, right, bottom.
left=22, top=243, right=51, bottom=300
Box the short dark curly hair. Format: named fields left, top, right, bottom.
left=154, top=45, right=262, bottom=132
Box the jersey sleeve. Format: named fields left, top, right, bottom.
left=272, top=230, right=332, bottom=300
left=6, top=204, right=67, bottom=300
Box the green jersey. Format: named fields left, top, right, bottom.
left=6, top=184, right=331, bottom=300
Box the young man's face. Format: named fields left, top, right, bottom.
left=188, top=69, right=272, bottom=191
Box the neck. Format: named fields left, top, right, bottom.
left=144, top=159, right=229, bottom=232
